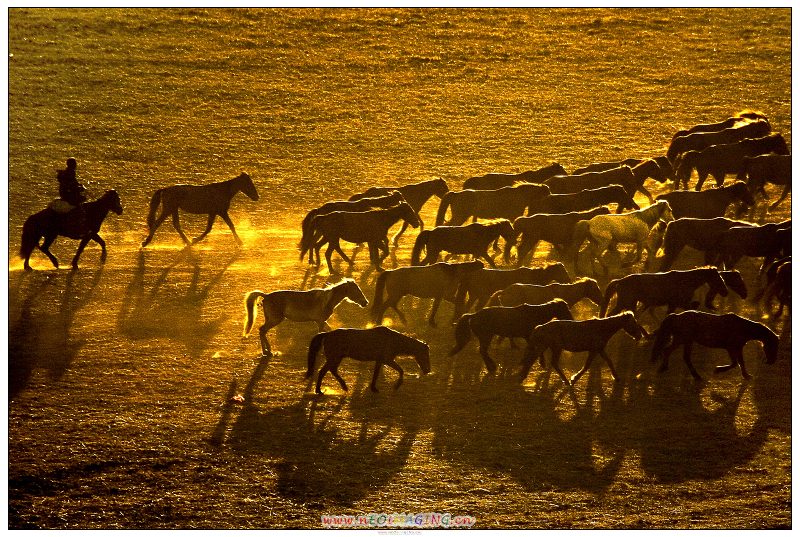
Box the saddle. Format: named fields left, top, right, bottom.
left=49, top=199, right=76, bottom=214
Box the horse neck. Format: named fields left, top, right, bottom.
left=602, top=314, right=631, bottom=337
left=637, top=204, right=663, bottom=227
left=750, top=322, right=777, bottom=347
left=84, top=194, right=111, bottom=220
left=328, top=282, right=350, bottom=306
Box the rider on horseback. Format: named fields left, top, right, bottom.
left=53, top=157, right=88, bottom=235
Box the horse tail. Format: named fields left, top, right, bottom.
left=146, top=188, right=166, bottom=229
left=599, top=280, right=617, bottom=317
left=298, top=209, right=317, bottom=256
left=242, top=291, right=267, bottom=337
left=411, top=231, right=429, bottom=265
left=650, top=315, right=674, bottom=363
left=435, top=191, right=453, bottom=226
left=306, top=332, right=327, bottom=378
left=448, top=313, right=474, bottom=356
left=371, top=270, right=389, bottom=323
left=19, top=214, right=41, bottom=259
left=570, top=219, right=591, bottom=259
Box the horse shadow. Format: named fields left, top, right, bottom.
left=117, top=248, right=237, bottom=358
left=9, top=269, right=103, bottom=399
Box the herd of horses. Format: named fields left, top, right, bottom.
left=18, top=110, right=790, bottom=395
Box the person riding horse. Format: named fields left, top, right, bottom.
left=54, top=157, right=88, bottom=235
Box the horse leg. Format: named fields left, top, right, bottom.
left=599, top=349, right=619, bottom=382
left=370, top=361, right=385, bottom=392
left=657, top=342, right=681, bottom=372
left=694, top=171, right=708, bottom=191
left=70, top=235, right=94, bottom=269
left=479, top=251, right=497, bottom=269
left=368, top=242, right=383, bottom=272
left=427, top=296, right=442, bottom=327
left=315, top=362, right=330, bottom=394
left=391, top=221, right=408, bottom=246
left=681, top=342, right=703, bottom=380
left=192, top=214, right=217, bottom=245
left=714, top=346, right=748, bottom=379
left=220, top=211, right=243, bottom=245
left=171, top=213, right=191, bottom=245
left=330, top=364, right=349, bottom=392
left=39, top=234, right=60, bottom=269
left=384, top=358, right=405, bottom=390
left=325, top=242, right=338, bottom=273
left=550, top=349, right=571, bottom=386
left=570, top=352, right=595, bottom=385
left=142, top=210, right=169, bottom=247
left=477, top=334, right=498, bottom=374
left=258, top=322, right=278, bottom=357
left=638, top=185, right=655, bottom=204
left=769, top=184, right=790, bottom=211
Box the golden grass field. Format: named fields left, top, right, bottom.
left=8, top=8, right=791, bottom=529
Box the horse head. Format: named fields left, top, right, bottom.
left=497, top=219, right=516, bottom=242
left=399, top=202, right=422, bottom=228
left=343, top=279, right=369, bottom=307
left=547, top=262, right=571, bottom=284
left=414, top=340, right=432, bottom=374
left=656, top=200, right=674, bottom=223
left=706, top=268, right=729, bottom=299
left=763, top=333, right=779, bottom=364
left=621, top=311, right=645, bottom=341
left=432, top=177, right=450, bottom=198
left=653, top=156, right=675, bottom=182
left=673, top=152, right=696, bottom=187
left=103, top=189, right=124, bottom=215
left=720, top=270, right=748, bottom=299
left=582, top=278, right=604, bottom=306
left=237, top=172, right=260, bottom=201
left=731, top=181, right=756, bottom=207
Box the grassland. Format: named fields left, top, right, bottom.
left=7, top=8, right=791, bottom=529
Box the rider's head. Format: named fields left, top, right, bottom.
left=66, top=157, right=77, bottom=170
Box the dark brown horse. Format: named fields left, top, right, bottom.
left=713, top=221, right=791, bottom=272
left=306, top=326, right=431, bottom=394
left=656, top=181, right=755, bottom=220
left=522, top=311, right=646, bottom=386
left=759, top=258, right=791, bottom=317
left=651, top=310, right=778, bottom=380
left=486, top=278, right=604, bottom=309
left=658, top=217, right=757, bottom=271
left=435, top=183, right=550, bottom=226
left=410, top=220, right=515, bottom=268
left=666, top=119, right=771, bottom=163
left=449, top=299, right=573, bottom=374
left=741, top=153, right=791, bottom=211
left=349, top=177, right=449, bottom=244
left=20, top=190, right=123, bottom=271
left=528, top=185, right=639, bottom=216
left=463, top=163, right=566, bottom=190
left=546, top=160, right=668, bottom=203
left=372, top=260, right=484, bottom=327
left=669, top=111, right=768, bottom=142
left=141, top=172, right=258, bottom=247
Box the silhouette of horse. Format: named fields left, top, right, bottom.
left=673, top=134, right=789, bottom=191
left=486, top=278, right=604, bottom=309
left=658, top=217, right=757, bottom=271
left=372, top=260, right=484, bottom=327
left=572, top=158, right=642, bottom=175
left=306, top=325, right=430, bottom=394
left=348, top=177, right=449, bottom=243
left=299, top=191, right=406, bottom=264
left=600, top=267, right=730, bottom=319
left=435, top=183, right=550, bottom=226
left=528, top=185, right=639, bottom=216
left=507, top=207, right=611, bottom=266
left=243, top=278, right=368, bottom=356
left=667, top=119, right=771, bottom=163
left=741, top=153, right=791, bottom=211
left=573, top=200, right=673, bottom=274
left=759, top=258, right=791, bottom=317
left=573, top=156, right=674, bottom=185
left=713, top=221, right=791, bottom=272
left=462, top=163, right=566, bottom=190
left=20, top=189, right=123, bottom=271
left=545, top=161, right=668, bottom=202
left=656, top=181, right=755, bottom=220
left=453, top=263, right=571, bottom=318
left=521, top=311, right=645, bottom=386
left=651, top=310, right=778, bottom=380
left=309, top=202, right=420, bottom=272
left=669, top=111, right=768, bottom=142
left=141, top=172, right=258, bottom=247
left=449, top=299, right=573, bottom=374
left=410, top=220, right=515, bottom=268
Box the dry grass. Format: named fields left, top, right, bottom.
left=8, top=8, right=791, bottom=529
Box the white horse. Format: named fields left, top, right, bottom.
left=575, top=200, right=673, bottom=274
left=243, top=278, right=369, bottom=356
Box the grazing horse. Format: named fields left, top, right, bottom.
left=410, top=220, right=516, bottom=268
left=299, top=191, right=406, bottom=263
left=372, top=260, right=484, bottom=327
left=348, top=177, right=449, bottom=243
left=656, top=181, right=755, bottom=220
left=434, top=183, right=550, bottom=226
left=20, top=189, right=123, bottom=271
left=600, top=267, right=730, bottom=319
left=651, top=311, right=778, bottom=380
left=507, top=207, right=611, bottom=266
left=666, top=119, right=771, bottom=163
left=528, top=185, right=639, bottom=216
left=141, top=172, right=258, bottom=247
left=309, top=202, right=421, bottom=272
left=741, top=153, right=791, bottom=211
left=243, top=278, right=369, bottom=357
left=760, top=258, right=791, bottom=317
left=486, top=278, right=604, bottom=309
left=449, top=299, right=574, bottom=374
left=463, top=163, right=566, bottom=190
left=573, top=200, right=673, bottom=274
left=306, top=326, right=431, bottom=394
left=658, top=217, right=757, bottom=271
left=521, top=311, right=646, bottom=386
left=673, top=134, right=789, bottom=191
left=669, top=111, right=768, bottom=142
left=453, top=263, right=571, bottom=318
left=713, top=222, right=791, bottom=272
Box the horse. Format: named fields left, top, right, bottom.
left=449, top=299, right=574, bottom=374
left=410, top=220, right=516, bottom=268
left=713, top=221, right=791, bottom=272
left=299, top=191, right=406, bottom=263
left=372, top=260, right=484, bottom=327
left=658, top=217, right=757, bottom=271
left=650, top=310, right=778, bottom=380
left=348, top=177, right=449, bottom=243
left=545, top=161, right=668, bottom=203
left=309, top=202, right=421, bottom=272
left=527, top=185, right=639, bottom=216
left=521, top=311, right=646, bottom=386
left=759, top=258, right=791, bottom=317
left=656, top=181, right=755, bottom=220
left=573, top=200, right=673, bottom=274
left=666, top=119, right=771, bottom=163
left=669, top=111, right=768, bottom=142
left=306, top=325, right=431, bottom=394
left=486, top=278, right=604, bottom=309
left=672, top=134, right=789, bottom=191
left=741, top=153, right=791, bottom=211
left=599, top=267, right=730, bottom=320
left=572, top=158, right=642, bottom=175
left=453, top=263, right=571, bottom=318
left=463, top=163, right=566, bottom=190
left=507, top=207, right=611, bottom=266
left=243, top=278, right=369, bottom=357
left=434, top=183, right=550, bottom=227
left=141, top=172, right=258, bottom=247
left=20, top=189, right=123, bottom=271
